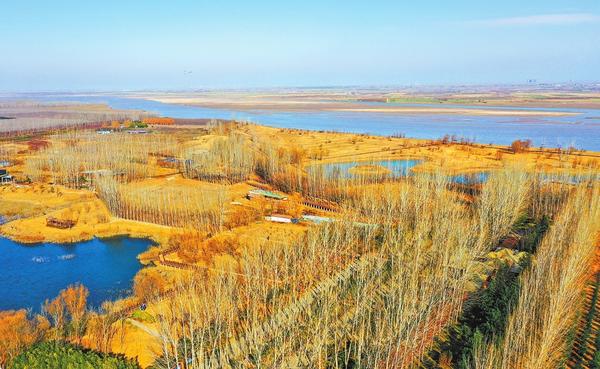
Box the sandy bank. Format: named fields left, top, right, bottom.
left=331, top=107, right=578, bottom=117
left=138, top=96, right=579, bottom=117
left=0, top=188, right=179, bottom=246
left=0, top=215, right=177, bottom=246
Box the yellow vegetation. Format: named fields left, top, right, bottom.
left=1, top=122, right=599, bottom=368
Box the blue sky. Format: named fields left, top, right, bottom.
left=1, top=0, right=599, bottom=91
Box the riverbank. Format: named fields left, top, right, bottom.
left=7, top=91, right=600, bottom=150
left=332, top=107, right=577, bottom=116
left=123, top=87, right=600, bottom=111
left=0, top=185, right=180, bottom=245
left=246, top=125, right=600, bottom=176
left=0, top=214, right=175, bottom=245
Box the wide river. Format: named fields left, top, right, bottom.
left=0, top=236, right=153, bottom=311
left=6, top=93, right=600, bottom=151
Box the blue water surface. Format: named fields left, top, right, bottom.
left=312, top=159, right=423, bottom=179
left=312, top=159, right=491, bottom=184
left=4, top=92, right=600, bottom=151
left=0, top=236, right=153, bottom=311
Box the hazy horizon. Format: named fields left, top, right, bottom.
left=2, top=0, right=599, bottom=91
left=3, top=81, right=600, bottom=95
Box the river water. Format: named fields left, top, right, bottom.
left=5, top=92, right=600, bottom=151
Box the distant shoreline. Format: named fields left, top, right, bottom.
left=142, top=97, right=580, bottom=117
left=330, top=107, right=577, bottom=117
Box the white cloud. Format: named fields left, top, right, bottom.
left=472, top=13, right=600, bottom=27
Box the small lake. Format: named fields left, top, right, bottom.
left=311, top=159, right=423, bottom=179
left=312, top=159, right=490, bottom=184
left=0, top=236, right=153, bottom=311
left=4, top=93, right=600, bottom=151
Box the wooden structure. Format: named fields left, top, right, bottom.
left=46, top=217, right=76, bottom=229
left=246, top=180, right=273, bottom=191
left=303, top=196, right=340, bottom=212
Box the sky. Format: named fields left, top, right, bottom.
left=1, top=0, right=599, bottom=91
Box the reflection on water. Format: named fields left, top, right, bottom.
left=57, top=254, right=76, bottom=260
left=31, top=256, right=50, bottom=263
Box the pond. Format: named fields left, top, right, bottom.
left=0, top=236, right=154, bottom=312
left=309, top=161, right=599, bottom=186
left=310, top=159, right=492, bottom=184
left=449, top=172, right=490, bottom=185
left=311, top=159, right=423, bottom=179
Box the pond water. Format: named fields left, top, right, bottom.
left=4, top=93, right=600, bottom=151
left=312, top=159, right=490, bottom=184
left=450, top=172, right=490, bottom=185
left=312, top=159, right=423, bottom=179
left=0, top=236, right=153, bottom=311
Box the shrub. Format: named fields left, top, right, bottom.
left=510, top=139, right=532, bottom=153
left=592, top=350, right=600, bottom=369
left=128, top=120, right=148, bottom=128
left=42, top=284, right=89, bottom=343
left=133, top=268, right=167, bottom=300
left=9, top=341, right=140, bottom=369
left=0, top=310, right=46, bottom=367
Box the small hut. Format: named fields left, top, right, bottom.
left=0, top=169, right=13, bottom=184
left=264, top=214, right=298, bottom=224
left=247, top=189, right=288, bottom=201
left=47, top=217, right=76, bottom=229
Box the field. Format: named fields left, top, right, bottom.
left=1, top=117, right=599, bottom=368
